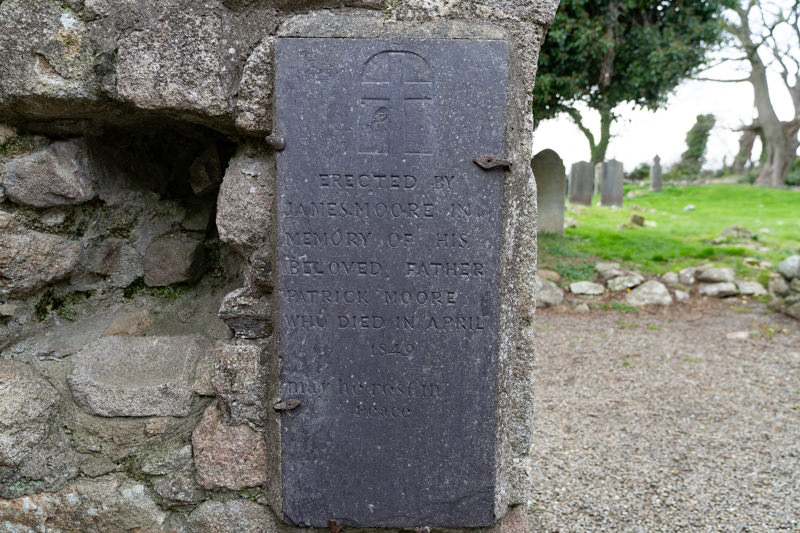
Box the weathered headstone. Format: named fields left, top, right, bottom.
left=276, top=37, right=506, bottom=528
left=594, top=162, right=603, bottom=197
left=568, top=161, right=593, bottom=206
left=600, top=159, right=624, bottom=206
left=532, top=149, right=566, bottom=233
left=651, top=155, right=662, bottom=191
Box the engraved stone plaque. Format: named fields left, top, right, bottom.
left=275, top=38, right=508, bottom=528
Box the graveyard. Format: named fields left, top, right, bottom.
left=541, top=183, right=800, bottom=281
left=529, top=169, right=800, bottom=530
left=0, top=0, right=798, bottom=531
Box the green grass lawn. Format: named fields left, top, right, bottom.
left=539, top=184, right=800, bottom=283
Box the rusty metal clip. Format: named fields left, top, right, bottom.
left=329, top=519, right=339, bottom=533
left=273, top=398, right=302, bottom=412
left=265, top=135, right=286, bottom=151
left=474, top=154, right=511, bottom=170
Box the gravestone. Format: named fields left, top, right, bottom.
left=276, top=37, right=506, bottom=528
left=651, top=155, right=662, bottom=191
left=568, top=161, right=593, bottom=206
left=532, top=149, right=566, bottom=233
left=600, top=159, right=624, bottom=206
left=594, top=162, right=603, bottom=197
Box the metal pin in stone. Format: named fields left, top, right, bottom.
left=265, top=134, right=286, bottom=151
left=473, top=153, right=512, bottom=170
left=329, top=519, right=339, bottom=533
left=273, top=398, right=302, bottom=411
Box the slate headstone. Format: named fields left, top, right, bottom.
left=568, top=161, right=593, bottom=206
left=532, top=149, right=566, bottom=233
left=275, top=37, right=506, bottom=528
left=651, top=155, right=662, bottom=191
left=600, top=159, right=624, bottom=207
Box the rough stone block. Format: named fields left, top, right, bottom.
left=0, top=123, right=17, bottom=145
left=0, top=474, right=168, bottom=532
left=192, top=404, right=268, bottom=490
left=181, top=201, right=215, bottom=232
left=212, top=340, right=268, bottom=425
left=192, top=346, right=218, bottom=397
left=187, top=499, right=277, bottom=533
left=212, top=341, right=263, bottom=394
left=246, top=247, right=275, bottom=292
left=116, top=9, right=229, bottom=118
left=679, top=266, right=697, bottom=285
left=69, top=335, right=209, bottom=417
left=570, top=281, right=605, bottom=295
left=595, top=261, right=624, bottom=278
left=625, top=280, right=672, bottom=306
left=140, top=444, right=193, bottom=476
left=697, top=267, right=735, bottom=283
left=235, top=37, right=275, bottom=134
left=735, top=280, right=767, bottom=296
left=85, top=236, right=140, bottom=283
left=535, top=276, right=564, bottom=307
left=0, top=210, right=80, bottom=297
left=143, top=234, right=206, bottom=287
left=777, top=255, right=800, bottom=280
left=188, top=144, right=224, bottom=196
left=0, top=0, right=97, bottom=110
left=216, top=145, right=275, bottom=256
left=103, top=309, right=154, bottom=336
left=768, top=273, right=791, bottom=296
left=608, top=272, right=645, bottom=291
left=661, top=271, right=680, bottom=286
left=698, top=282, right=739, bottom=298
left=218, top=287, right=273, bottom=339
left=2, top=139, right=95, bottom=207
left=152, top=470, right=206, bottom=505
left=0, top=361, right=78, bottom=498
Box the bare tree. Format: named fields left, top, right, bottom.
left=702, top=1, right=800, bottom=186
left=732, top=0, right=800, bottom=186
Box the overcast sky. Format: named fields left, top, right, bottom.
left=532, top=4, right=798, bottom=174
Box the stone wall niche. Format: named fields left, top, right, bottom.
left=0, top=1, right=556, bottom=531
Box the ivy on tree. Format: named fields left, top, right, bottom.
left=532, top=0, right=732, bottom=164
left=674, top=113, right=716, bottom=176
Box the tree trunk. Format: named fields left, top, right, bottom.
left=732, top=123, right=758, bottom=173
left=755, top=121, right=800, bottom=187
left=590, top=106, right=613, bottom=165
left=566, top=104, right=614, bottom=166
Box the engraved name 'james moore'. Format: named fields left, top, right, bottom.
left=276, top=38, right=508, bottom=527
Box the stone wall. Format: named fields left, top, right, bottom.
left=0, top=1, right=557, bottom=531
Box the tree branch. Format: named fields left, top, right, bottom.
left=564, top=107, right=597, bottom=152
left=691, top=76, right=751, bottom=83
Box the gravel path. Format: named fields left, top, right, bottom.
left=529, top=298, right=800, bottom=532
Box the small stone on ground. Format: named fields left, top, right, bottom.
left=570, top=281, right=605, bottom=295
left=625, top=280, right=672, bottom=306
left=699, top=282, right=739, bottom=298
